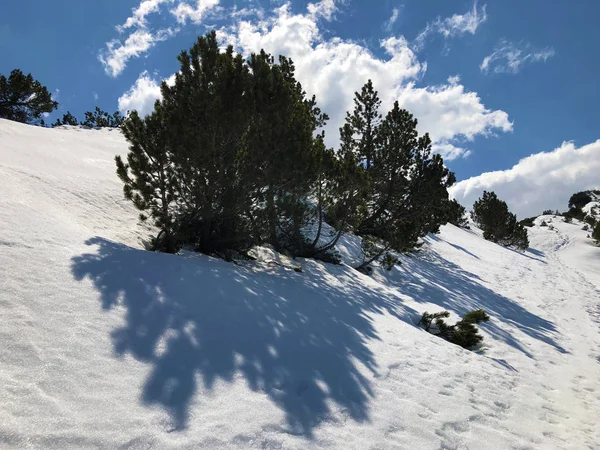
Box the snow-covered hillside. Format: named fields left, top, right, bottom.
left=1, top=119, right=600, bottom=449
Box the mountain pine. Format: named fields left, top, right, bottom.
left=471, top=191, right=529, bottom=250
left=0, top=69, right=57, bottom=124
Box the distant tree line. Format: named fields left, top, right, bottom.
left=518, top=190, right=600, bottom=245
left=0, top=68, right=124, bottom=128
left=52, top=107, right=125, bottom=128
left=115, top=31, right=458, bottom=266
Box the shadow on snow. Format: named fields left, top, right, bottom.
left=381, top=244, right=567, bottom=359
left=71, top=233, right=566, bottom=435
left=71, top=237, right=416, bottom=436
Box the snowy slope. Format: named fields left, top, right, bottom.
left=1, top=119, right=600, bottom=449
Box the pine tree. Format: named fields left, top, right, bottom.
left=83, top=107, right=124, bottom=128
left=471, top=191, right=529, bottom=250
left=243, top=51, right=328, bottom=253
left=317, top=139, right=369, bottom=258
left=360, top=103, right=418, bottom=236
left=160, top=32, right=254, bottom=254
left=445, top=199, right=469, bottom=228
left=117, top=31, right=329, bottom=256
left=0, top=69, right=57, bottom=123
left=402, top=141, right=456, bottom=242
left=592, top=222, right=600, bottom=245
left=345, top=79, right=382, bottom=169
left=116, top=105, right=180, bottom=252
left=52, top=111, right=79, bottom=127
left=354, top=100, right=456, bottom=265
left=568, top=191, right=592, bottom=211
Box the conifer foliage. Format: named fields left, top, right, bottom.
left=593, top=222, right=600, bottom=245
left=52, top=111, right=79, bottom=127
left=339, top=82, right=456, bottom=267
left=83, top=107, right=124, bottom=128
left=51, top=108, right=124, bottom=128
left=471, top=191, right=529, bottom=250
left=116, top=32, right=326, bottom=255
left=116, top=33, right=457, bottom=261
left=445, top=199, right=469, bottom=228
left=0, top=69, right=57, bottom=124
left=419, top=309, right=490, bottom=349
left=568, top=192, right=592, bottom=211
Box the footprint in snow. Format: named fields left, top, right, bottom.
left=493, top=400, right=510, bottom=411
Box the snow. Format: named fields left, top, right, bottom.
left=582, top=201, right=600, bottom=218
left=1, top=118, right=600, bottom=449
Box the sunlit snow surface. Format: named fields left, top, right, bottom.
left=1, top=119, right=599, bottom=449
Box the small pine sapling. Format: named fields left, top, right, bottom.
left=418, top=309, right=490, bottom=350
left=451, top=309, right=490, bottom=349
left=381, top=252, right=399, bottom=271
left=418, top=311, right=450, bottom=332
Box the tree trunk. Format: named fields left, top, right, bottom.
left=266, top=186, right=278, bottom=249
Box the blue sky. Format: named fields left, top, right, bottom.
left=1, top=0, right=599, bottom=216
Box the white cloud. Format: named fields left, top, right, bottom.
left=383, top=7, right=401, bottom=33
left=100, top=28, right=176, bottom=77
left=93, top=92, right=99, bottom=101
left=414, top=1, right=487, bottom=50
left=171, top=0, right=221, bottom=25
left=119, top=1, right=511, bottom=160
left=395, top=80, right=512, bottom=143
left=117, top=71, right=176, bottom=116
left=433, top=143, right=472, bottom=161
left=480, top=40, right=555, bottom=74
left=117, top=0, right=174, bottom=31
left=450, top=140, right=600, bottom=218
left=307, top=0, right=338, bottom=20
left=100, top=0, right=220, bottom=77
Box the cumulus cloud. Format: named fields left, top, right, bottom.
left=450, top=140, right=600, bottom=218
left=414, top=1, right=487, bottom=50
left=117, top=71, right=176, bottom=115
left=171, top=0, right=221, bottom=24
left=480, top=40, right=555, bottom=74
left=118, top=1, right=511, bottom=160
left=395, top=78, right=512, bottom=147
left=99, top=0, right=220, bottom=77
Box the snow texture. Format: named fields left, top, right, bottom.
left=1, top=119, right=600, bottom=449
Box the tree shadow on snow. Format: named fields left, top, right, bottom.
left=71, top=237, right=417, bottom=436
left=386, top=251, right=568, bottom=359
